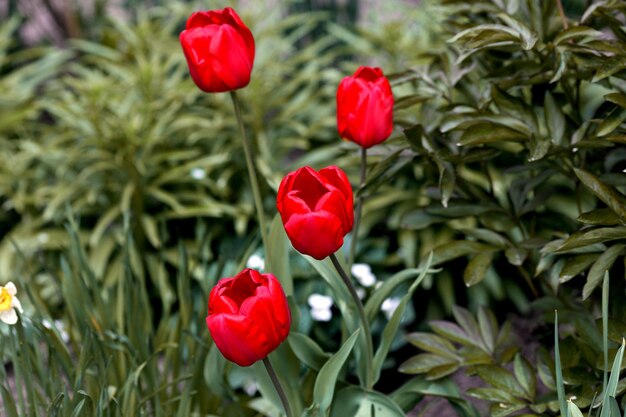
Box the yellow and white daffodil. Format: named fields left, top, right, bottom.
left=0, top=282, right=23, bottom=325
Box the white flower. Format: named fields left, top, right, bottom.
left=0, top=282, right=23, bottom=325
left=381, top=297, right=402, bottom=320
left=190, top=168, right=206, bottom=180
left=243, top=379, right=258, bottom=396
left=308, top=293, right=333, bottom=322
left=310, top=308, right=332, bottom=322
left=246, top=254, right=265, bottom=271
left=351, top=263, right=376, bottom=287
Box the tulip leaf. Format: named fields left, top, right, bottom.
left=365, top=267, right=438, bottom=322
left=302, top=330, right=360, bottom=417
left=0, top=385, right=18, bottom=417
left=288, top=332, right=331, bottom=372
left=372, top=253, right=433, bottom=384
left=600, top=338, right=625, bottom=417
left=329, top=386, right=405, bottom=417
left=304, top=256, right=366, bottom=386
left=567, top=400, right=585, bottom=417
left=266, top=213, right=292, bottom=295
left=204, top=344, right=234, bottom=399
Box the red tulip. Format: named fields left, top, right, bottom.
left=336, top=66, right=394, bottom=148
left=276, top=166, right=354, bottom=260
left=206, top=269, right=291, bottom=367
left=180, top=7, right=255, bottom=93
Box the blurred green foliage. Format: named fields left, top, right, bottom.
left=388, top=0, right=626, bottom=415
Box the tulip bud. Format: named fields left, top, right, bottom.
left=206, top=269, right=291, bottom=367
left=336, top=66, right=394, bottom=148
left=180, top=7, right=255, bottom=93
left=276, top=166, right=354, bottom=260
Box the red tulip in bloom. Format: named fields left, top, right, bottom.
left=277, top=166, right=354, bottom=260
left=336, top=66, right=394, bottom=148
left=206, top=269, right=291, bottom=367
left=179, top=7, right=255, bottom=93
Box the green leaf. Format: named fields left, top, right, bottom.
left=464, top=251, right=496, bottom=287
left=365, top=268, right=432, bottom=322
left=529, top=134, right=551, bottom=161
left=398, top=353, right=459, bottom=376
left=429, top=320, right=480, bottom=348
left=559, top=253, right=600, bottom=283
left=477, top=307, right=498, bottom=355
left=405, top=332, right=458, bottom=358
left=554, top=227, right=626, bottom=252
left=582, top=244, right=625, bottom=300
left=266, top=213, right=292, bottom=295
left=555, top=311, right=567, bottom=417
left=605, top=93, right=626, bottom=109
left=287, top=332, right=330, bottom=372
left=0, top=385, right=18, bottom=417
left=466, top=387, right=519, bottom=403
left=578, top=208, right=622, bottom=226
left=514, top=354, right=536, bottom=400
left=304, top=330, right=360, bottom=417
left=545, top=91, right=566, bottom=146
left=329, top=386, right=405, bottom=417
left=601, top=339, right=625, bottom=417
left=592, top=56, right=626, bottom=83
left=607, top=397, right=621, bottom=417
left=372, top=255, right=432, bottom=383
left=496, top=13, right=538, bottom=50
left=554, top=26, right=603, bottom=45
left=567, top=400, right=585, bottom=417
left=204, top=344, right=233, bottom=399
left=423, top=241, right=498, bottom=268
left=475, top=365, right=527, bottom=399
left=457, top=123, right=527, bottom=146
left=597, top=108, right=626, bottom=137
left=453, top=306, right=487, bottom=352
left=574, top=168, right=626, bottom=220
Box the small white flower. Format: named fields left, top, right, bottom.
left=243, top=379, right=258, bottom=396
left=308, top=293, right=333, bottom=322
left=381, top=297, right=402, bottom=320
left=190, top=168, right=206, bottom=180
left=310, top=308, right=332, bottom=322
left=37, top=233, right=50, bottom=244
left=351, top=263, right=376, bottom=287
left=0, top=282, right=23, bottom=325
left=356, top=287, right=366, bottom=300
left=246, top=254, right=265, bottom=271
left=307, top=294, right=333, bottom=310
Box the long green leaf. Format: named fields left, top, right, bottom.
left=303, top=330, right=360, bottom=417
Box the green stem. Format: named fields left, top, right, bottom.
left=230, top=91, right=270, bottom=263
left=263, top=357, right=294, bottom=417
left=330, top=253, right=374, bottom=389
left=348, top=147, right=367, bottom=268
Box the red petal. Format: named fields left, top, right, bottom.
left=284, top=211, right=345, bottom=259
left=207, top=313, right=269, bottom=366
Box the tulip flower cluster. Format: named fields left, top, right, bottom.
left=179, top=7, right=395, bottom=406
